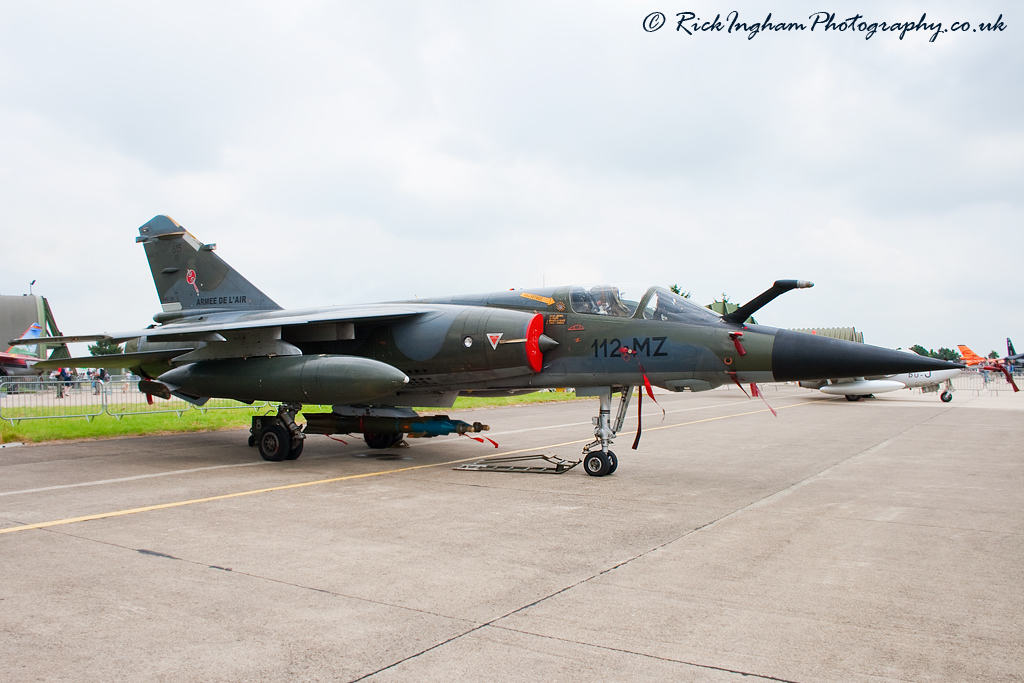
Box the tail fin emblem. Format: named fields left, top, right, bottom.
left=186, top=269, right=199, bottom=294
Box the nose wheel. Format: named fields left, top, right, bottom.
left=583, top=450, right=618, bottom=477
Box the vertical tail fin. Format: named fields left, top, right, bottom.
left=137, top=216, right=281, bottom=319
left=956, top=345, right=984, bottom=365
left=5, top=323, right=42, bottom=355
left=1009, top=338, right=1017, bottom=357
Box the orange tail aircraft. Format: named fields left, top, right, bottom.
left=956, top=345, right=987, bottom=366
left=958, top=344, right=1020, bottom=392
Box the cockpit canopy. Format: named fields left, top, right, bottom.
left=569, top=284, right=636, bottom=317
left=568, top=285, right=723, bottom=324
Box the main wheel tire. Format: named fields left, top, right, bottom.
left=606, top=451, right=618, bottom=475
left=258, top=424, right=290, bottom=462
left=940, top=391, right=953, bottom=403
left=584, top=451, right=611, bottom=477
left=845, top=394, right=861, bottom=402
left=364, top=432, right=403, bottom=449
left=286, top=438, right=304, bottom=460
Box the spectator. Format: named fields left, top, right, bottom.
left=56, top=367, right=71, bottom=398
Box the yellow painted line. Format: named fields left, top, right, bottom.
left=0, top=458, right=483, bottom=536
left=0, top=399, right=819, bottom=535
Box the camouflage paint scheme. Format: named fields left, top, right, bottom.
left=18, top=216, right=961, bottom=474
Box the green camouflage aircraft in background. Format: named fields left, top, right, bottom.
left=19, top=216, right=961, bottom=476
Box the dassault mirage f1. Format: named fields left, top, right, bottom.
left=19, top=216, right=962, bottom=476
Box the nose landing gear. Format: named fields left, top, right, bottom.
left=583, top=450, right=618, bottom=477
left=581, top=387, right=631, bottom=477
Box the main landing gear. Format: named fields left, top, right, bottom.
left=580, top=387, right=632, bottom=477
left=249, top=404, right=306, bottom=461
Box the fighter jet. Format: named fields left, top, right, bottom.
left=1004, top=338, right=1023, bottom=369
left=956, top=345, right=990, bottom=366
left=957, top=342, right=1021, bottom=392
left=800, top=360, right=962, bottom=402
left=0, top=323, right=44, bottom=377
left=17, top=215, right=962, bottom=476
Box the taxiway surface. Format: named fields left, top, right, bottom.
left=1, top=386, right=1021, bottom=682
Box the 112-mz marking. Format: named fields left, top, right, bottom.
left=591, top=337, right=668, bottom=358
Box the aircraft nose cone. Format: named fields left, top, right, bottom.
left=771, top=329, right=962, bottom=382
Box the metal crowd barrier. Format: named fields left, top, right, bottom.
left=0, top=379, right=105, bottom=422
left=0, top=377, right=268, bottom=424
left=952, top=369, right=1023, bottom=395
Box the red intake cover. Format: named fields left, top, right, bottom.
left=526, top=314, right=544, bottom=373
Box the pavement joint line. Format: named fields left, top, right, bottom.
left=409, top=404, right=960, bottom=681
left=347, top=403, right=832, bottom=682
left=482, top=624, right=803, bottom=683
left=349, top=481, right=807, bottom=683
left=37, top=527, right=483, bottom=628
left=743, top=402, right=960, bottom=514
left=0, top=400, right=819, bottom=536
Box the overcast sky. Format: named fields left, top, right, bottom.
left=1, top=1, right=1019, bottom=356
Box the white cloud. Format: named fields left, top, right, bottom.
left=0, top=0, right=1020, bottom=355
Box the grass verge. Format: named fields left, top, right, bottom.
left=0, top=391, right=584, bottom=444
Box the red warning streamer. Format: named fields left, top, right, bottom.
left=983, top=364, right=1020, bottom=392
left=750, top=381, right=777, bottom=417
left=729, top=331, right=747, bottom=356
left=620, top=347, right=665, bottom=450
left=727, top=372, right=776, bottom=416
left=462, top=433, right=499, bottom=448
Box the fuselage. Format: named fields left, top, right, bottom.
left=817, top=368, right=962, bottom=396
left=0, top=352, right=39, bottom=377
left=131, top=284, right=962, bottom=406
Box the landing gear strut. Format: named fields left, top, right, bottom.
left=250, top=404, right=305, bottom=461
left=581, top=387, right=632, bottom=477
